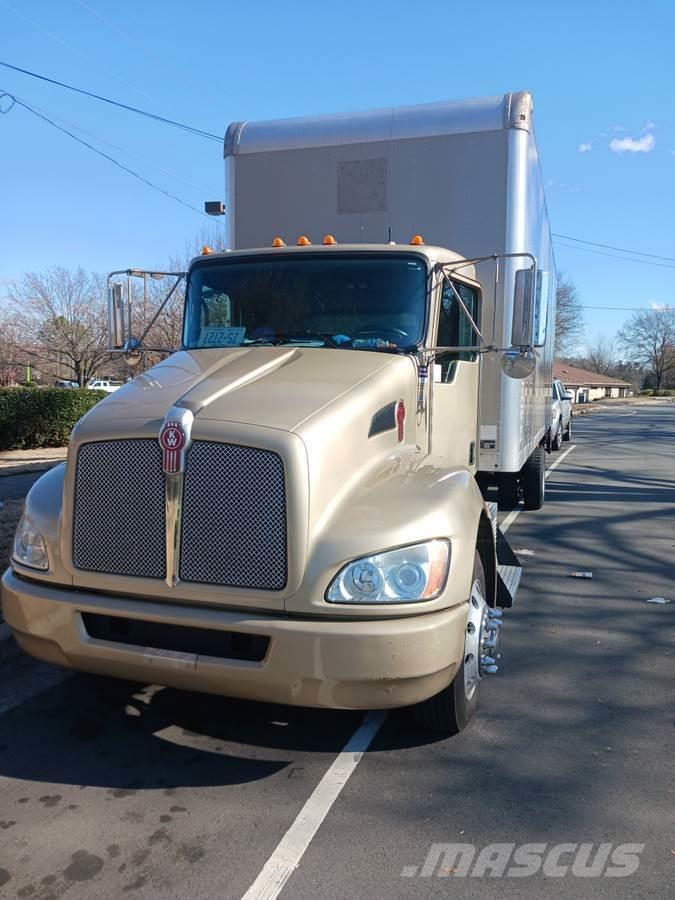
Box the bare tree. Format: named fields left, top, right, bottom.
left=555, top=272, right=585, bottom=356
left=0, top=312, right=26, bottom=385
left=7, top=268, right=109, bottom=386
left=617, top=307, right=675, bottom=391
left=584, top=336, right=616, bottom=375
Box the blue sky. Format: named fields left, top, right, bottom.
left=1, top=0, right=673, bottom=350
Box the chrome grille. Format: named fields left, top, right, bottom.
left=73, top=440, right=166, bottom=578
left=180, top=442, right=287, bottom=590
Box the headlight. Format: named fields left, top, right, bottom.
left=326, top=539, right=450, bottom=604
left=12, top=515, right=49, bottom=571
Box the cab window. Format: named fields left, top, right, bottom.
left=437, top=281, right=480, bottom=379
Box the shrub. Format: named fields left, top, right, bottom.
left=0, top=388, right=108, bottom=450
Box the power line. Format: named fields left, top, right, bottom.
left=581, top=305, right=673, bottom=311
left=1, top=90, right=223, bottom=225
left=553, top=232, right=675, bottom=263
left=0, top=59, right=222, bottom=142
left=553, top=240, right=675, bottom=270
left=0, top=0, right=173, bottom=115
left=21, top=95, right=216, bottom=195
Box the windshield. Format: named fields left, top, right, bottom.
left=183, top=254, right=428, bottom=351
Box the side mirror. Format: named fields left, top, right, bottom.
left=562, top=392, right=574, bottom=401
left=122, top=337, right=143, bottom=368
left=511, top=268, right=535, bottom=347
left=108, top=283, right=125, bottom=350
left=500, top=348, right=536, bottom=380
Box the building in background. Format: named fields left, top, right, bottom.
left=554, top=362, right=631, bottom=403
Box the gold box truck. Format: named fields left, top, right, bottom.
left=3, top=92, right=554, bottom=733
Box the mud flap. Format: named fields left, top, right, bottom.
left=486, top=502, right=523, bottom=609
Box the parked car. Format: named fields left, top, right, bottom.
left=550, top=379, right=573, bottom=449
left=54, top=379, right=79, bottom=388
left=86, top=379, right=121, bottom=394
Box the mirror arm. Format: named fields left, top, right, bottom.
left=137, top=274, right=185, bottom=346
left=420, top=344, right=539, bottom=357
left=436, top=266, right=487, bottom=348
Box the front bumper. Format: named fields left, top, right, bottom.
left=1, top=569, right=468, bottom=710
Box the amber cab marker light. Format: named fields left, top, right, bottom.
left=272, top=236, right=286, bottom=247
left=409, top=234, right=425, bottom=246
left=296, top=235, right=311, bottom=246
left=201, top=245, right=214, bottom=255
left=322, top=234, right=337, bottom=245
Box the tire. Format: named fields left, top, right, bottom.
left=521, top=446, right=545, bottom=510
left=551, top=418, right=563, bottom=451
left=563, top=415, right=572, bottom=442
left=498, top=473, right=520, bottom=510
left=412, top=552, right=485, bottom=735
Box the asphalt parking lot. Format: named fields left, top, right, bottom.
left=0, top=404, right=673, bottom=899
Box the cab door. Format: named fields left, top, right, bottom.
left=430, top=279, right=480, bottom=470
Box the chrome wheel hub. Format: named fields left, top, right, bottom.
left=463, top=580, right=502, bottom=701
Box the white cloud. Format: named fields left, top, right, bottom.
left=643, top=120, right=656, bottom=132
left=613, top=125, right=626, bottom=133
left=609, top=132, right=655, bottom=154
left=578, top=141, right=593, bottom=153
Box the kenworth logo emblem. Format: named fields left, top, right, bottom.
left=158, top=407, right=194, bottom=475
left=159, top=421, right=185, bottom=473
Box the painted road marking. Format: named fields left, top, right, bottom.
left=501, top=444, right=576, bottom=534
left=241, top=710, right=387, bottom=900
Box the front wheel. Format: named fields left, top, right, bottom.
left=412, top=552, right=499, bottom=735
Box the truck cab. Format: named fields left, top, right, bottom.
left=3, top=92, right=553, bottom=735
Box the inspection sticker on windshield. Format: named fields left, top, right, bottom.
left=197, top=326, right=245, bottom=347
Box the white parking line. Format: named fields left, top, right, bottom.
left=501, top=444, right=576, bottom=534
left=241, top=710, right=387, bottom=900
left=243, top=443, right=580, bottom=898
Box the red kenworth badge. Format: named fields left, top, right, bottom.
left=159, top=420, right=186, bottom=474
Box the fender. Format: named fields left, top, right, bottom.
left=286, top=458, right=495, bottom=617
left=11, top=463, right=72, bottom=588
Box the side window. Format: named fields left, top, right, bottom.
left=534, top=270, right=549, bottom=347
left=437, top=281, right=480, bottom=379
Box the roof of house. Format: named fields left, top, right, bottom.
left=554, top=362, right=631, bottom=388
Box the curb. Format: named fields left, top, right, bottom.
left=0, top=461, right=66, bottom=478
left=0, top=623, right=22, bottom=663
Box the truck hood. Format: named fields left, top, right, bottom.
left=58, top=345, right=421, bottom=612
left=80, top=347, right=398, bottom=434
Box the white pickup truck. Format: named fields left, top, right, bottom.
left=550, top=378, right=573, bottom=449
left=86, top=379, right=121, bottom=394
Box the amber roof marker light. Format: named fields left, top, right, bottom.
left=272, top=236, right=286, bottom=247
left=201, top=245, right=214, bottom=255
left=296, top=235, right=311, bottom=246
left=409, top=234, right=425, bottom=246
left=322, top=234, right=337, bottom=245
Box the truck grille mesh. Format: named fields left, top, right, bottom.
left=180, top=442, right=287, bottom=590
left=72, top=440, right=287, bottom=590
left=73, top=440, right=166, bottom=578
